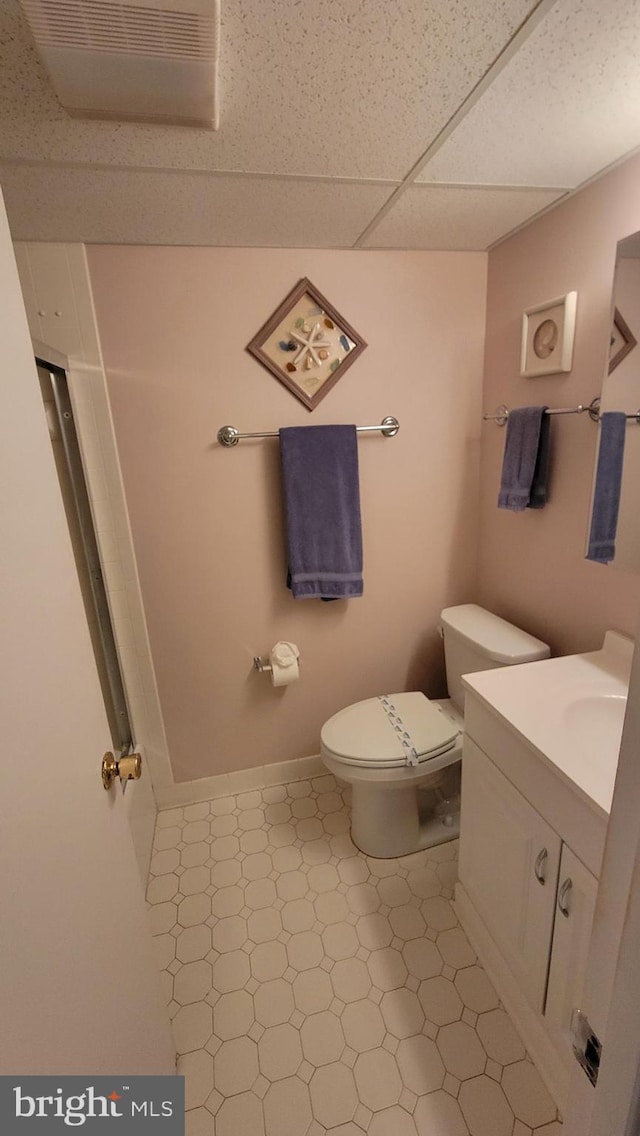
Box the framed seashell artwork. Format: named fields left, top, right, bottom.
left=246, top=277, right=367, bottom=409
left=520, top=291, right=577, bottom=378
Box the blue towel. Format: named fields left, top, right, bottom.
left=528, top=411, right=551, bottom=510
left=497, top=406, right=548, bottom=512
left=586, top=411, right=627, bottom=564
left=279, top=424, right=363, bottom=600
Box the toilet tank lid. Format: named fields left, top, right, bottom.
left=440, top=604, right=550, bottom=665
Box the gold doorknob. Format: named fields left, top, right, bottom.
left=102, top=751, right=143, bottom=790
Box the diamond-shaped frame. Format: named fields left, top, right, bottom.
left=609, top=307, right=637, bottom=374
left=246, top=278, right=367, bottom=411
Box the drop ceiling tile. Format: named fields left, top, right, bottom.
left=0, top=164, right=393, bottom=246
left=1, top=0, right=538, bottom=180
left=362, top=185, right=564, bottom=250
left=417, top=0, right=640, bottom=188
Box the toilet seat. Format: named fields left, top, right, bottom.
left=320, top=692, right=460, bottom=769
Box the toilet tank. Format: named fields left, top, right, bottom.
left=440, top=604, right=550, bottom=712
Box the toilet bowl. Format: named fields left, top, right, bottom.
left=320, top=605, right=550, bottom=858
left=322, top=692, right=463, bottom=858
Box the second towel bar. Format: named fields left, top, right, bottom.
left=217, top=416, right=400, bottom=447
left=484, top=398, right=602, bottom=426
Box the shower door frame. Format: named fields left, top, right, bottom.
left=37, top=354, right=134, bottom=758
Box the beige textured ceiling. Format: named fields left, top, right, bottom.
left=1, top=0, right=640, bottom=249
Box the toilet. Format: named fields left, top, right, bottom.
left=321, top=604, right=550, bottom=858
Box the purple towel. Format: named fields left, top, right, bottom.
left=586, top=411, right=627, bottom=564
left=497, top=406, right=548, bottom=512
left=528, top=410, right=551, bottom=509
left=279, top=425, right=363, bottom=600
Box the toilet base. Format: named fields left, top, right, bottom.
left=349, top=775, right=460, bottom=859
left=415, top=805, right=460, bottom=852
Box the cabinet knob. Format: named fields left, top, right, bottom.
left=534, top=847, right=548, bottom=885
left=558, top=877, right=573, bottom=917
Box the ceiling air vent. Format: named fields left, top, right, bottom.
left=19, top=0, right=220, bottom=127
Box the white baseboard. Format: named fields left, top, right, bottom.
left=455, top=883, right=568, bottom=1119
left=155, top=753, right=325, bottom=810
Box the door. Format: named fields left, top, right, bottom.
left=0, top=188, right=175, bottom=1074
left=545, top=844, right=598, bottom=1071
left=459, top=737, right=561, bottom=1011
left=566, top=619, right=640, bottom=1136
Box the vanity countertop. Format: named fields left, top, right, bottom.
left=463, top=631, right=633, bottom=818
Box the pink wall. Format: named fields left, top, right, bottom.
left=477, top=153, right=640, bottom=655
left=87, top=248, right=487, bottom=783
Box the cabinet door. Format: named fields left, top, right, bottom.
left=545, top=843, right=598, bottom=1067
left=459, top=738, right=561, bottom=1011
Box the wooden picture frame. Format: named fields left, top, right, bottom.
left=246, top=278, right=367, bottom=410
left=520, top=291, right=577, bottom=378
left=609, top=307, right=637, bottom=373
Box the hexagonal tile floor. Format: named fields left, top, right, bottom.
left=147, top=774, right=563, bottom=1136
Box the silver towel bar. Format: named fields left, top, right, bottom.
left=217, top=416, right=400, bottom=447
left=484, top=398, right=603, bottom=427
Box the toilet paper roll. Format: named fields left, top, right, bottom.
left=269, top=641, right=300, bottom=687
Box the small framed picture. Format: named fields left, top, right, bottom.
left=520, top=291, right=577, bottom=378
left=609, top=307, right=637, bottom=373
left=246, top=278, right=367, bottom=410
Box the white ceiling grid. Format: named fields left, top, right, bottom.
left=361, top=185, right=564, bottom=251
left=0, top=164, right=394, bottom=246
left=0, top=0, right=640, bottom=248
left=416, top=0, right=640, bottom=189
left=0, top=0, right=539, bottom=176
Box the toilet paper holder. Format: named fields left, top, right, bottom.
left=254, top=642, right=300, bottom=680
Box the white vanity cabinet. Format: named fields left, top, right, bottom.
left=459, top=738, right=562, bottom=1012
left=457, top=691, right=605, bottom=1114
left=545, top=844, right=598, bottom=1060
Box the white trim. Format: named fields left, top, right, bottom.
left=15, top=240, right=174, bottom=796
left=74, top=244, right=173, bottom=788
left=455, top=882, right=568, bottom=1117
left=14, top=240, right=176, bottom=886
left=0, top=156, right=400, bottom=189
left=156, top=753, right=325, bottom=810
